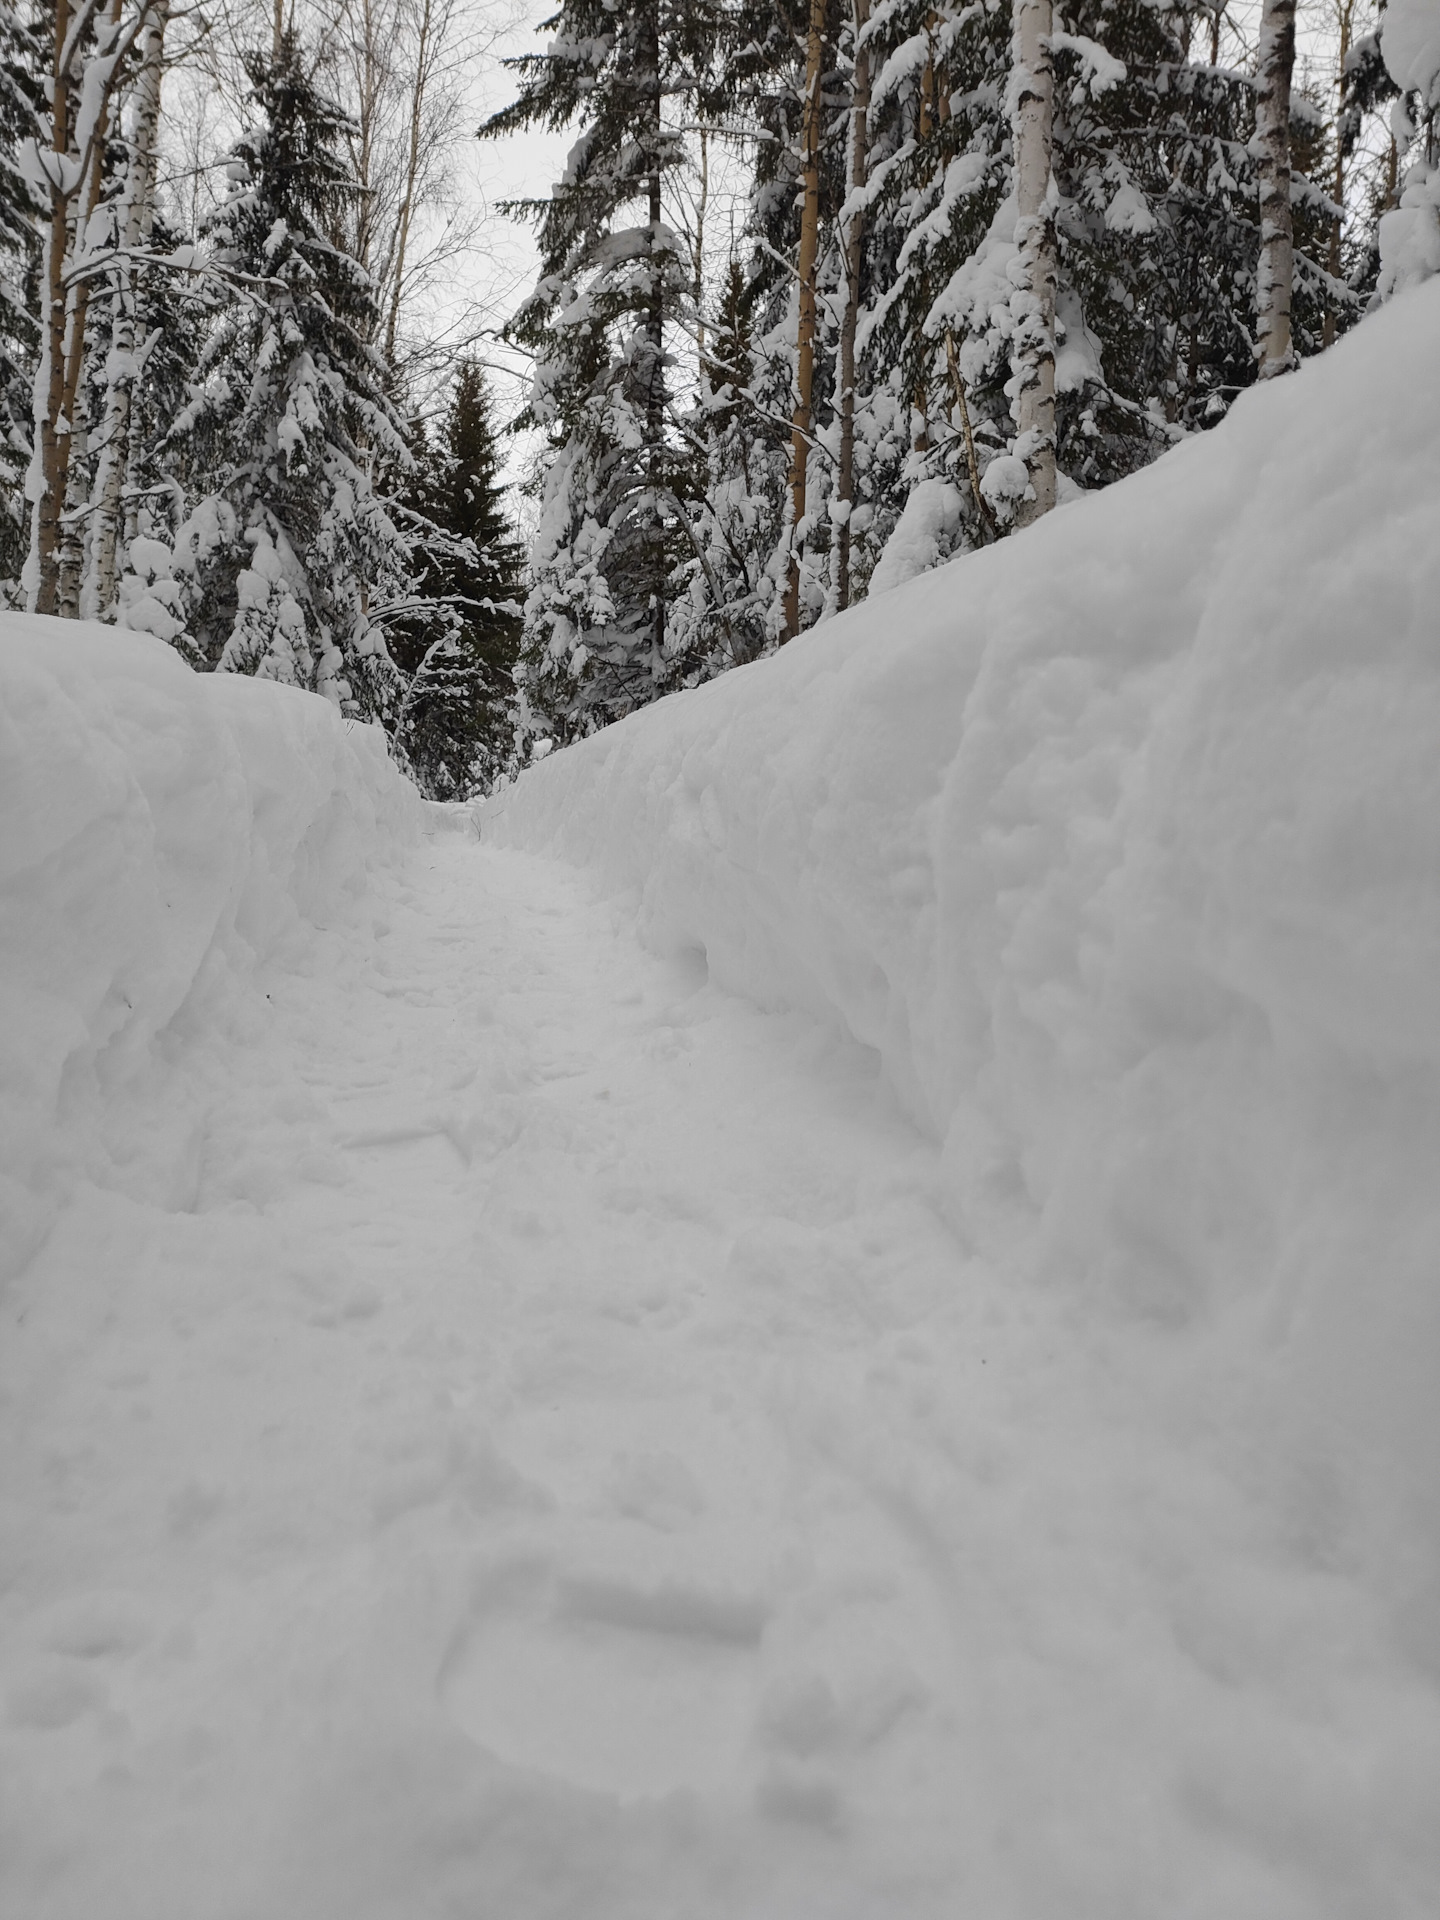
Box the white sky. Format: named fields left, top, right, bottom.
left=435, top=2, right=571, bottom=468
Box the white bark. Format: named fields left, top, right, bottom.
left=25, top=0, right=142, bottom=612
left=1255, top=0, right=1297, bottom=376
left=783, top=0, right=826, bottom=639
left=1009, top=0, right=1057, bottom=524
left=89, top=0, right=167, bottom=618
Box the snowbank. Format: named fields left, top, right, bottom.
left=486, top=283, right=1440, bottom=1623
left=0, top=618, right=418, bottom=1276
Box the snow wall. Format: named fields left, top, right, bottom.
left=486, top=282, right=1440, bottom=1631
left=0, top=618, right=419, bottom=1278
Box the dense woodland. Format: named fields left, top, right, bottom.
left=0, top=0, right=1435, bottom=790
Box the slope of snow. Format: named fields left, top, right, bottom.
left=486, top=282, right=1440, bottom=1689
left=1, top=287, right=1438, bottom=1920
left=0, top=618, right=418, bottom=1282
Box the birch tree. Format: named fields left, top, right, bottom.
left=25, top=0, right=121, bottom=610
left=87, top=0, right=167, bottom=618
left=1008, top=0, right=1057, bottom=519
left=321, top=0, right=494, bottom=380
left=0, top=0, right=42, bottom=581
left=1254, top=0, right=1297, bottom=375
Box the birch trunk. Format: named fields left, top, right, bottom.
left=642, top=3, right=666, bottom=672
left=836, top=0, right=871, bottom=612
left=54, top=83, right=111, bottom=621
left=27, top=0, right=77, bottom=612
left=90, top=0, right=167, bottom=618
left=783, top=0, right=825, bottom=640
left=27, top=0, right=130, bottom=613
left=1255, top=0, right=1297, bottom=376
left=693, top=125, right=708, bottom=373
left=383, top=0, right=435, bottom=366
left=1008, top=0, right=1057, bottom=524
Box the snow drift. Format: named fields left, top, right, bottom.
left=0, top=618, right=418, bottom=1277
left=486, top=282, right=1440, bottom=1634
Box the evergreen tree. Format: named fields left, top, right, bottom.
left=149, top=34, right=412, bottom=719
left=854, top=0, right=1348, bottom=555
left=667, top=257, right=778, bottom=670
left=481, top=0, right=725, bottom=746
left=389, top=360, right=523, bottom=797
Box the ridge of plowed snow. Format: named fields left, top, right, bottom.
left=485, top=279, right=1440, bottom=1649
left=1, top=283, right=1438, bottom=1919
left=0, top=618, right=418, bottom=1278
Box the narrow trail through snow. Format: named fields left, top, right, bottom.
left=3, top=825, right=1434, bottom=1919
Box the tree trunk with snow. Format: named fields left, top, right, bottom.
left=26, top=0, right=132, bottom=614
left=54, top=89, right=114, bottom=620
left=642, top=1, right=666, bottom=672
left=1255, top=0, right=1297, bottom=376
left=1008, top=0, right=1057, bottom=524
left=836, top=0, right=871, bottom=612
left=27, top=0, right=78, bottom=613
left=783, top=0, right=825, bottom=641
left=89, top=0, right=167, bottom=619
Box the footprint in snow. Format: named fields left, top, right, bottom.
left=440, top=1561, right=767, bottom=1801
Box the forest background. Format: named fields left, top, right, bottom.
left=0, top=0, right=1435, bottom=796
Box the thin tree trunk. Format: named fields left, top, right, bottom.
left=911, top=19, right=941, bottom=460
left=945, top=327, right=996, bottom=540
left=643, top=3, right=665, bottom=672
left=1255, top=0, right=1297, bottom=376
left=1009, top=0, right=1057, bottom=522
left=694, top=125, right=708, bottom=376
left=54, top=425, right=89, bottom=617
left=783, top=0, right=825, bottom=641
left=836, top=0, right=870, bottom=612
left=383, top=0, right=435, bottom=366
left=355, top=0, right=378, bottom=277
left=27, top=0, right=77, bottom=611
left=1323, top=0, right=1354, bottom=347
left=90, top=0, right=167, bottom=618
left=28, top=0, right=126, bottom=614
left=55, top=49, right=116, bottom=621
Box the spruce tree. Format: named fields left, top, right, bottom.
left=668, top=257, right=778, bottom=670
left=481, top=0, right=724, bottom=746
left=853, top=0, right=1348, bottom=555
left=151, top=33, right=412, bottom=719
left=390, top=361, right=523, bottom=797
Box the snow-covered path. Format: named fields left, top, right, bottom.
left=3, top=824, right=1437, bottom=1920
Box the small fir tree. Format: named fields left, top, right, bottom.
left=389, top=361, right=523, bottom=797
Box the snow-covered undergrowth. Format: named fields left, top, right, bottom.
left=487, top=282, right=1440, bottom=1641
left=0, top=619, right=418, bottom=1279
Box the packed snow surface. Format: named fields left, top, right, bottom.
left=3, top=284, right=1439, bottom=1919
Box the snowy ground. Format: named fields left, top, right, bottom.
left=4, top=286, right=1440, bottom=1916
left=2, top=817, right=1436, bottom=1918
